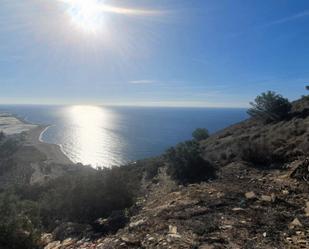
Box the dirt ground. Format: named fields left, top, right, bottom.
left=42, top=159, right=309, bottom=249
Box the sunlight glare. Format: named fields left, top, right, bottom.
left=65, top=0, right=105, bottom=33
left=68, top=105, right=121, bottom=167
left=58, top=0, right=164, bottom=34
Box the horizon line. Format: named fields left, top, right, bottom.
left=0, top=102, right=249, bottom=109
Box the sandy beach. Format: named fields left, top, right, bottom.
left=0, top=113, right=73, bottom=165
left=25, top=125, right=73, bottom=165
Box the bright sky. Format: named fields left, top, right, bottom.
left=1, top=0, right=309, bottom=107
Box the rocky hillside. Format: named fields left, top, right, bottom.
left=41, top=97, right=309, bottom=249
left=43, top=161, right=309, bottom=249
left=201, top=97, right=309, bottom=167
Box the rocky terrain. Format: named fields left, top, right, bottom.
left=40, top=160, right=309, bottom=249
left=40, top=97, right=309, bottom=249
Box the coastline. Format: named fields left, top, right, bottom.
left=25, top=124, right=74, bottom=165
left=37, top=125, right=75, bottom=165
left=38, top=125, right=50, bottom=142
left=1, top=113, right=74, bottom=165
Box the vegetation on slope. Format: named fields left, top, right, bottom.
left=165, top=140, right=215, bottom=184
left=247, top=91, right=292, bottom=123
left=192, top=128, right=209, bottom=141
left=0, top=87, right=308, bottom=248
left=0, top=192, right=40, bottom=249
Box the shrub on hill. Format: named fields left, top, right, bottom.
left=132, top=157, right=164, bottom=180
left=0, top=192, right=40, bottom=249
left=0, top=162, right=145, bottom=248
left=165, top=141, right=216, bottom=184
left=302, top=86, right=309, bottom=101
left=38, top=166, right=139, bottom=228
left=192, top=128, right=209, bottom=141
left=247, top=91, right=292, bottom=123
left=240, top=141, right=286, bottom=168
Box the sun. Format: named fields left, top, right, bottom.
left=64, top=0, right=105, bottom=33
left=58, top=0, right=163, bottom=36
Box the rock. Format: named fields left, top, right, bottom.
left=263, top=232, right=267, bottom=237
left=245, top=191, right=256, bottom=199
left=167, top=233, right=182, bottom=242
left=148, top=236, right=155, bottom=242
left=96, top=242, right=104, bottom=248
left=221, top=225, right=233, bottom=229
left=289, top=218, right=303, bottom=229
left=93, top=210, right=128, bottom=234
left=52, top=222, right=91, bottom=241
left=121, top=235, right=141, bottom=246
left=260, top=195, right=272, bottom=202
left=41, top=233, right=54, bottom=246
left=129, top=219, right=146, bottom=229
left=305, top=201, right=309, bottom=217
left=232, top=207, right=245, bottom=211
left=168, top=225, right=177, bottom=234
left=62, top=238, right=76, bottom=247
left=44, top=241, right=61, bottom=249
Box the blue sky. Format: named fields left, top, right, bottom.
left=1, top=0, right=309, bottom=107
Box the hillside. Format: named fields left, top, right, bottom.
left=0, top=95, right=308, bottom=249
left=37, top=97, right=309, bottom=249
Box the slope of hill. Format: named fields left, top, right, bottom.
left=39, top=97, right=309, bottom=249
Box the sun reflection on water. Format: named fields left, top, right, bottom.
left=67, top=105, right=123, bottom=167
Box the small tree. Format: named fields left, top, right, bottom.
left=247, top=91, right=292, bottom=123
left=192, top=128, right=209, bottom=141
left=165, top=141, right=215, bottom=184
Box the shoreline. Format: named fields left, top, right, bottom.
left=38, top=124, right=75, bottom=165
left=25, top=124, right=74, bottom=165
left=38, top=125, right=50, bottom=143
left=2, top=113, right=74, bottom=165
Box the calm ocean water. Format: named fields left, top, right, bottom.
left=0, top=105, right=247, bottom=167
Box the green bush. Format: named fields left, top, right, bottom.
left=3, top=162, right=145, bottom=239
left=247, top=91, right=292, bottom=123
left=38, top=167, right=139, bottom=227
left=192, top=128, right=209, bottom=141
left=240, top=141, right=286, bottom=168
left=165, top=141, right=215, bottom=184
left=132, top=157, right=163, bottom=180
left=0, top=191, right=40, bottom=249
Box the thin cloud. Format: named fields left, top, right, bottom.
left=229, top=9, right=309, bottom=38
left=266, top=10, right=309, bottom=26
left=129, top=80, right=156, bottom=84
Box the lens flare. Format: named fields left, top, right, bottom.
left=65, top=0, right=105, bottom=33
left=58, top=0, right=164, bottom=33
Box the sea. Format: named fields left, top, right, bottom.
left=0, top=105, right=248, bottom=167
